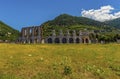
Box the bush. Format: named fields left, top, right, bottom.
left=63, top=66, right=72, bottom=75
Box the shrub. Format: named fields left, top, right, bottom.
left=63, top=66, right=72, bottom=75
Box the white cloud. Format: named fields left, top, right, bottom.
left=81, top=5, right=120, bottom=22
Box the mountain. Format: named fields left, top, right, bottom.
left=42, top=14, right=105, bottom=27
left=41, top=14, right=117, bottom=37
left=0, top=21, right=19, bottom=42
left=104, top=18, right=120, bottom=29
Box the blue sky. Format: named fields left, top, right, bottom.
left=0, top=0, right=120, bottom=31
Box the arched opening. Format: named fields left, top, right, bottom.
left=69, top=38, right=73, bottom=43
left=82, top=38, right=84, bottom=43
left=85, top=38, right=89, bottom=43
left=48, top=38, right=52, bottom=43
left=24, top=29, right=27, bottom=36
left=30, top=39, right=32, bottom=43
left=55, top=38, right=60, bottom=43
left=23, top=40, right=27, bottom=43
left=27, top=40, right=30, bottom=44
left=34, top=39, right=38, bottom=43
left=30, top=29, right=32, bottom=36
left=37, top=39, right=39, bottom=43
left=23, top=40, right=26, bottom=44
left=76, top=38, right=80, bottom=43
left=62, top=38, right=67, bottom=43
left=26, top=40, right=28, bottom=43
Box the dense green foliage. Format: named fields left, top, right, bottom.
left=96, top=33, right=120, bottom=43
left=41, top=14, right=120, bottom=42
left=42, top=14, right=104, bottom=27
left=0, top=21, right=19, bottom=42
left=105, top=18, right=120, bottom=29
left=41, top=14, right=107, bottom=32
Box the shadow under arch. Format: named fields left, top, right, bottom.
left=62, top=38, right=67, bottom=43
left=55, top=38, right=60, bottom=43
left=85, top=38, right=89, bottom=43
left=82, top=38, right=84, bottom=43
left=76, top=38, right=80, bottom=43
left=48, top=38, right=52, bottom=43
left=30, top=39, right=32, bottom=43
left=69, top=38, right=73, bottom=43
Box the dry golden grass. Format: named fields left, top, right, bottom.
left=0, top=43, right=120, bottom=79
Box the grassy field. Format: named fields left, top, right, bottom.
left=0, top=43, right=120, bottom=79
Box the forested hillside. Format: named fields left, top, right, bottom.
left=41, top=14, right=120, bottom=42
left=42, top=14, right=105, bottom=27
left=1, top=14, right=120, bottom=42
left=0, top=21, right=19, bottom=42
left=105, top=18, right=120, bottom=29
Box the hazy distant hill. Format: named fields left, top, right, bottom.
left=0, top=21, right=19, bottom=42
left=105, top=18, right=120, bottom=29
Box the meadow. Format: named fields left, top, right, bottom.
left=0, top=43, right=120, bottom=79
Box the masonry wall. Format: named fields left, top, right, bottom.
left=45, top=30, right=93, bottom=44
left=18, top=26, right=42, bottom=43
left=18, top=26, right=97, bottom=44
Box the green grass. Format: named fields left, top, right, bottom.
left=0, top=43, right=120, bottom=79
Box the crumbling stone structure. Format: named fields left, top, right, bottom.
left=18, top=26, right=42, bottom=43
left=18, top=26, right=97, bottom=44
left=45, top=30, right=92, bottom=43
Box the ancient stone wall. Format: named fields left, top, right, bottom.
left=45, top=30, right=93, bottom=44
left=18, top=26, right=97, bottom=44
left=18, top=26, right=42, bottom=43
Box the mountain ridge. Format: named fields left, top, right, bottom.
left=41, top=14, right=119, bottom=37
left=41, top=14, right=105, bottom=27
left=104, top=18, right=120, bottom=29
left=0, top=14, right=120, bottom=42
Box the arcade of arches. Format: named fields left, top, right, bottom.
left=45, top=30, right=92, bottom=44
left=18, top=26, right=97, bottom=44
left=47, top=37, right=90, bottom=44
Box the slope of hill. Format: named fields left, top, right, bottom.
left=42, top=14, right=105, bottom=27
left=41, top=14, right=118, bottom=37
left=0, top=21, right=19, bottom=42
left=104, top=18, right=120, bottom=29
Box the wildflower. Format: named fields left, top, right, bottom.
left=40, top=57, right=43, bottom=61
left=28, top=54, right=32, bottom=57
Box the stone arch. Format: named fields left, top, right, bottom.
left=19, top=39, right=22, bottom=43
left=76, top=38, right=80, bottom=43
left=23, top=40, right=27, bottom=43
left=85, top=38, right=89, bottom=43
left=30, top=29, right=32, bottom=36
left=62, top=38, right=67, bottom=43
left=55, top=38, right=60, bottom=43
left=34, top=38, right=38, bottom=43
left=30, top=39, right=32, bottom=43
left=26, top=40, right=28, bottom=43
left=82, top=38, right=84, bottom=43
left=47, top=38, right=52, bottom=43
left=69, top=38, right=73, bottom=43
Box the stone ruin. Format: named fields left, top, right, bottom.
left=17, top=26, right=98, bottom=44
left=18, top=26, right=42, bottom=43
